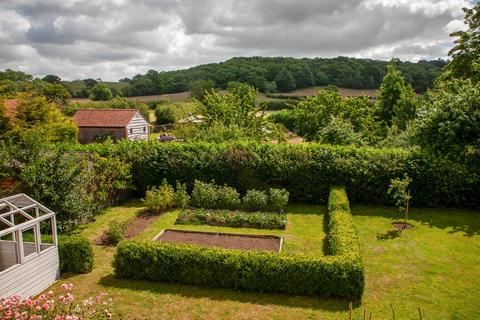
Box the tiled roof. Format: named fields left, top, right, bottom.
left=73, top=109, right=140, bottom=127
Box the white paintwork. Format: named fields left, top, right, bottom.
left=126, top=111, right=149, bottom=141
left=0, top=194, right=60, bottom=298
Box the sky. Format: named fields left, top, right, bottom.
left=0, top=0, right=474, bottom=81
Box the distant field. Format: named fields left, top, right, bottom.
left=70, top=87, right=377, bottom=104
left=279, top=86, right=377, bottom=98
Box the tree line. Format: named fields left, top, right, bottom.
left=122, top=56, right=445, bottom=97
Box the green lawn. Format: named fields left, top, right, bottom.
left=50, top=202, right=480, bottom=319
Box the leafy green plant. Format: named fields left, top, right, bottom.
left=190, top=180, right=218, bottom=208
left=242, top=189, right=268, bottom=211
left=143, top=179, right=174, bottom=213
left=269, top=188, right=289, bottom=212
left=173, top=181, right=190, bottom=209
left=388, top=175, right=412, bottom=230
left=216, top=185, right=241, bottom=209
left=104, top=221, right=126, bottom=245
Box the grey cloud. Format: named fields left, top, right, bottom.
left=0, top=0, right=471, bottom=80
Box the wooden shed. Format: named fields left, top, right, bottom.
left=0, top=194, right=60, bottom=298
left=73, top=109, right=150, bottom=143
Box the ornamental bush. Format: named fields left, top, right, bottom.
left=104, top=221, right=126, bottom=245
left=58, top=235, right=94, bottom=273
left=216, top=185, right=241, bottom=209
left=242, top=189, right=269, bottom=211
left=173, top=181, right=190, bottom=209
left=143, top=179, right=174, bottom=213
left=190, top=180, right=218, bottom=208
left=269, top=188, right=289, bottom=212
left=113, top=186, right=364, bottom=299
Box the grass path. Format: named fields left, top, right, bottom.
left=48, top=202, right=480, bottom=319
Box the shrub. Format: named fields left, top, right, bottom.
left=58, top=235, right=94, bottom=273
left=190, top=180, right=218, bottom=208
left=143, top=179, right=174, bottom=213
left=104, top=221, right=126, bottom=245
left=260, top=99, right=298, bottom=110
left=268, top=109, right=297, bottom=131
left=173, top=181, right=190, bottom=208
left=269, top=188, right=289, bottom=212
left=216, top=185, right=241, bottom=209
left=242, top=189, right=268, bottom=211
left=176, top=208, right=287, bottom=229
left=155, top=106, right=176, bottom=125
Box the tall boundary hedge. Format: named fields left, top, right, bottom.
left=79, top=141, right=479, bottom=208
left=112, top=186, right=364, bottom=298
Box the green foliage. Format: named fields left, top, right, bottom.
left=189, top=79, right=216, bottom=101
left=104, top=221, right=126, bottom=245
left=77, top=141, right=480, bottom=208
left=41, top=83, right=71, bottom=105
left=316, top=115, right=364, bottom=146
left=58, top=235, right=94, bottom=273
left=11, top=95, right=77, bottom=143
left=0, top=101, right=11, bottom=136
left=388, top=175, right=412, bottom=216
left=190, top=180, right=218, bottom=209
left=443, top=3, right=480, bottom=84
left=269, top=188, right=289, bottom=212
left=42, top=75, right=61, bottom=83
left=242, top=189, right=268, bottom=211
left=375, top=63, right=417, bottom=129
left=143, top=179, right=175, bottom=213
left=268, top=109, right=297, bottom=131
left=413, top=79, right=480, bottom=159
left=123, top=57, right=443, bottom=97
left=175, top=208, right=287, bottom=229
left=89, top=83, right=113, bottom=101
left=113, top=186, right=364, bottom=299
left=275, top=67, right=296, bottom=92
left=173, top=182, right=190, bottom=209
left=154, top=105, right=176, bottom=125
left=260, top=99, right=298, bottom=110
left=216, top=185, right=241, bottom=210
left=91, top=153, right=132, bottom=210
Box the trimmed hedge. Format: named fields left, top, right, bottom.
left=79, top=141, right=480, bottom=208
left=58, top=235, right=94, bottom=273
left=112, top=186, right=364, bottom=298
left=175, top=208, right=287, bottom=229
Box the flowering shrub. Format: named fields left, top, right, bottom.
left=0, top=283, right=113, bottom=320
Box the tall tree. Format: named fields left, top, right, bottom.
left=275, top=67, right=296, bottom=92
left=443, top=3, right=480, bottom=83
left=42, top=75, right=61, bottom=84
left=375, top=63, right=416, bottom=129
left=89, top=83, right=113, bottom=101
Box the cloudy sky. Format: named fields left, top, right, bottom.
left=0, top=0, right=474, bottom=81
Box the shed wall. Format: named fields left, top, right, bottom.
left=78, top=127, right=126, bottom=144
left=126, top=112, right=149, bottom=141
left=0, top=244, right=59, bottom=298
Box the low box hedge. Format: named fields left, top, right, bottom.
left=175, top=208, right=287, bottom=230
left=113, top=186, right=364, bottom=298
left=58, top=235, right=94, bottom=274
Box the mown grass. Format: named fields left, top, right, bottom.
left=50, top=202, right=480, bottom=319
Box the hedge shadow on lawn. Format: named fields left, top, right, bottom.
left=351, top=205, right=480, bottom=237
left=98, top=274, right=355, bottom=312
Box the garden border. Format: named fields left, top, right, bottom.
left=112, top=186, right=364, bottom=298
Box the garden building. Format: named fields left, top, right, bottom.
left=73, top=109, right=150, bottom=143
left=0, top=194, right=59, bottom=298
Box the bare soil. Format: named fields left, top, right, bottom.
left=393, top=222, right=413, bottom=230
left=124, top=213, right=160, bottom=239
left=156, top=229, right=281, bottom=252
